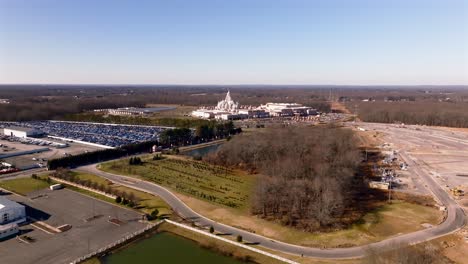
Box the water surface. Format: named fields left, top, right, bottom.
left=101, top=232, right=243, bottom=264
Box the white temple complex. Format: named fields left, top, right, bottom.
left=191, top=91, right=317, bottom=120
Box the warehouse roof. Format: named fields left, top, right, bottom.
left=4, top=126, right=37, bottom=132
left=0, top=196, right=25, bottom=210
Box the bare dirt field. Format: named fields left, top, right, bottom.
left=355, top=123, right=468, bottom=194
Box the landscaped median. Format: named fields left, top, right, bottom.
left=49, top=170, right=172, bottom=218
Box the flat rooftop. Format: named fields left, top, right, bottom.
left=0, top=196, right=24, bottom=210
left=4, top=126, right=38, bottom=132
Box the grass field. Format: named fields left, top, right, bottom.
left=66, top=171, right=172, bottom=216
left=145, top=104, right=197, bottom=118
left=98, top=156, right=442, bottom=248
left=175, top=193, right=442, bottom=248
left=0, top=177, right=49, bottom=195
left=99, top=156, right=255, bottom=210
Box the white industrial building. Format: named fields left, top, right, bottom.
left=258, top=103, right=317, bottom=117
left=0, top=197, right=26, bottom=239
left=3, top=127, right=44, bottom=138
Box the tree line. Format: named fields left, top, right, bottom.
left=206, top=126, right=364, bottom=231
left=348, top=101, right=468, bottom=128
left=0, top=85, right=331, bottom=121
left=47, top=169, right=159, bottom=219
left=158, top=121, right=241, bottom=147
left=47, top=140, right=159, bottom=170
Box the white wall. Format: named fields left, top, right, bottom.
left=3, top=129, right=27, bottom=138
left=0, top=205, right=26, bottom=225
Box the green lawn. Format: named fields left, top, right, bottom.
left=0, top=177, right=49, bottom=195
left=66, top=171, right=172, bottom=216
left=99, top=156, right=255, bottom=210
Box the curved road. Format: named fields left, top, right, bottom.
left=78, top=157, right=465, bottom=259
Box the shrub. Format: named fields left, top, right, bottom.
left=115, top=196, right=122, bottom=203
left=151, top=209, right=159, bottom=219
left=236, top=235, right=242, bottom=242
left=146, top=209, right=159, bottom=220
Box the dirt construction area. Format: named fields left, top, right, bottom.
left=0, top=188, right=147, bottom=264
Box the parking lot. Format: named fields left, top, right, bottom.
left=0, top=138, right=99, bottom=170
left=1, top=121, right=170, bottom=147
left=0, top=188, right=147, bottom=264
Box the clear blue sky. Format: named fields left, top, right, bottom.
left=0, top=0, right=467, bottom=85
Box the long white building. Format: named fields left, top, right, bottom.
left=3, top=127, right=44, bottom=138
left=0, top=196, right=26, bottom=239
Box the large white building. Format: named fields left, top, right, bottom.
left=259, top=103, right=317, bottom=117
left=0, top=197, right=26, bottom=239
left=3, top=127, right=44, bottom=138
left=192, top=91, right=249, bottom=120
left=191, top=91, right=317, bottom=120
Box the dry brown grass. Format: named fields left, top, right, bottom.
left=175, top=192, right=442, bottom=248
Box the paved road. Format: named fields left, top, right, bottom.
left=78, top=149, right=466, bottom=260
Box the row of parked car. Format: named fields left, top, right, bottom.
left=3, top=135, right=68, bottom=148
left=0, top=121, right=170, bottom=147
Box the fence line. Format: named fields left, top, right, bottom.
left=164, top=219, right=299, bottom=264
left=69, top=220, right=163, bottom=264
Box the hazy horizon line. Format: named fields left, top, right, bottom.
left=1, top=83, right=467, bottom=88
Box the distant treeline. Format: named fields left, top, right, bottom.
left=348, top=101, right=468, bottom=127
left=206, top=126, right=365, bottom=231
left=159, top=121, right=240, bottom=146
left=0, top=85, right=331, bottom=121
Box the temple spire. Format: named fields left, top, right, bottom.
left=225, top=90, right=232, bottom=102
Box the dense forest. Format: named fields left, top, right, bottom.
left=206, top=126, right=365, bottom=231
left=348, top=101, right=468, bottom=128
left=0, top=85, right=331, bottom=121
